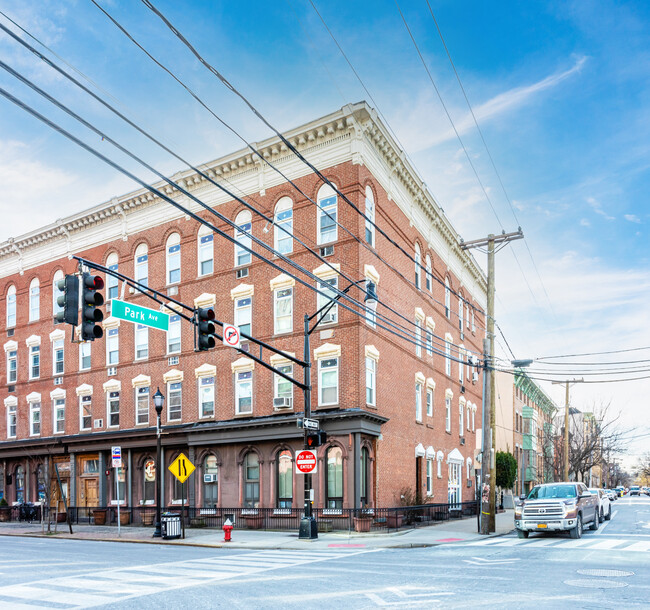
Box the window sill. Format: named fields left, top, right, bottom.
left=365, top=403, right=377, bottom=409
left=110, top=501, right=126, bottom=506
left=234, top=412, right=253, bottom=418
left=426, top=423, right=434, bottom=429
left=80, top=428, right=91, bottom=433
left=415, top=420, right=423, bottom=425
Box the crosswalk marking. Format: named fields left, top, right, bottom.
left=626, top=541, right=650, bottom=552
left=587, top=539, right=625, bottom=550
left=0, top=548, right=380, bottom=609
left=465, top=536, right=650, bottom=553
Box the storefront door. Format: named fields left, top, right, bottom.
left=83, top=478, right=99, bottom=508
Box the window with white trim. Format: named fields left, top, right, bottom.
left=426, top=387, right=433, bottom=417
left=445, top=277, right=451, bottom=318
left=425, top=255, right=432, bottom=291
left=136, top=386, right=149, bottom=425
left=199, top=376, right=215, bottom=418
left=7, top=403, right=16, bottom=438
left=318, top=357, right=339, bottom=406
left=7, top=350, right=17, bottom=383
left=80, top=395, right=92, bottom=430
left=274, top=288, right=293, bottom=334
left=445, top=338, right=451, bottom=377
left=6, top=285, right=16, bottom=328
left=54, top=398, right=65, bottom=434
left=168, top=382, right=182, bottom=421
left=235, top=210, right=252, bottom=267
left=274, top=364, right=293, bottom=404
left=317, top=184, right=337, bottom=244
left=135, top=324, right=148, bottom=360
left=415, top=318, right=422, bottom=357
left=108, top=391, right=119, bottom=427
left=29, top=278, right=40, bottom=322
left=415, top=382, right=422, bottom=422
left=80, top=341, right=91, bottom=370
left=235, top=297, right=252, bottom=336
left=53, top=271, right=64, bottom=321
left=467, top=404, right=471, bottom=432
left=471, top=408, right=475, bottom=431
left=365, top=357, right=376, bottom=406
left=426, top=459, right=433, bottom=496
left=167, top=315, right=181, bottom=354
left=458, top=296, right=464, bottom=334
left=106, top=253, right=119, bottom=301
left=274, top=197, right=293, bottom=255
left=414, top=243, right=421, bottom=290
left=365, top=186, right=375, bottom=246
left=236, top=371, right=253, bottom=414
left=445, top=395, right=451, bottom=432
left=29, top=345, right=40, bottom=379
left=134, top=243, right=148, bottom=287
left=198, top=229, right=214, bottom=276
left=472, top=308, right=476, bottom=333
left=316, top=277, right=338, bottom=324
left=107, top=328, right=119, bottom=365
left=365, top=279, right=377, bottom=328
left=166, top=233, right=181, bottom=284
left=458, top=348, right=464, bottom=383
left=30, top=401, right=40, bottom=436
left=459, top=401, right=464, bottom=436
left=53, top=339, right=64, bottom=375
left=426, top=328, right=433, bottom=355
left=437, top=454, right=443, bottom=478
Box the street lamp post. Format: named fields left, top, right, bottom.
left=298, top=280, right=377, bottom=540
left=152, top=387, right=165, bottom=538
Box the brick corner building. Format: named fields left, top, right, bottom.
left=0, top=102, right=486, bottom=522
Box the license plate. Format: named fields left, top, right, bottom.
left=537, top=524, right=547, bottom=528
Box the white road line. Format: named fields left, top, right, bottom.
left=556, top=538, right=593, bottom=548
left=467, top=538, right=506, bottom=546
left=587, top=539, right=626, bottom=550
left=625, top=541, right=650, bottom=552
left=0, top=583, right=115, bottom=607
left=522, top=538, right=561, bottom=547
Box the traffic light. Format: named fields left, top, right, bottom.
left=80, top=273, right=104, bottom=341
left=306, top=430, right=327, bottom=448
left=196, top=308, right=216, bottom=351
left=55, top=274, right=79, bottom=326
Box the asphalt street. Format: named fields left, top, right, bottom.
left=0, top=496, right=648, bottom=609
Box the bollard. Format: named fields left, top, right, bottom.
left=223, top=518, right=233, bottom=542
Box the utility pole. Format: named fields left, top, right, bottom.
left=461, top=229, right=523, bottom=534
left=552, top=379, right=583, bottom=481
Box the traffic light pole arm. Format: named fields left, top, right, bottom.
left=307, top=280, right=363, bottom=335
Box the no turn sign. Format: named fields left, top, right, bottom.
left=295, top=449, right=318, bottom=474
left=222, top=324, right=241, bottom=348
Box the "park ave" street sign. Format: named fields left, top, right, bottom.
left=111, top=299, right=169, bottom=331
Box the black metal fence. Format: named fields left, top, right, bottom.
left=0, top=501, right=477, bottom=532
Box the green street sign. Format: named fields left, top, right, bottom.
left=111, top=299, right=169, bottom=332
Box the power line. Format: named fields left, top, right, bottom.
left=536, top=346, right=650, bottom=360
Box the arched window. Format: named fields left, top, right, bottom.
left=106, top=253, right=119, bottom=301
left=143, top=458, right=155, bottom=504
left=317, top=183, right=337, bottom=244
left=166, top=233, right=181, bottom=285
left=360, top=447, right=369, bottom=506
left=326, top=446, right=343, bottom=509
left=52, top=270, right=64, bottom=321
left=203, top=455, right=218, bottom=506
left=243, top=452, right=259, bottom=508
left=414, top=244, right=421, bottom=290
left=425, top=255, right=432, bottom=291
left=16, top=465, right=25, bottom=503
left=458, top=294, right=464, bottom=334
left=235, top=211, right=252, bottom=267
left=29, top=278, right=40, bottom=322
left=274, top=197, right=293, bottom=255
left=134, top=243, right=149, bottom=287
left=276, top=450, right=292, bottom=508
left=197, top=225, right=214, bottom=276
left=445, top=277, right=451, bottom=318
left=6, top=285, right=16, bottom=328
left=364, top=186, right=375, bottom=246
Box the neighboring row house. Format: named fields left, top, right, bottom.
left=0, top=102, right=486, bottom=517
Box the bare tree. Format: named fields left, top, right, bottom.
left=636, top=452, right=650, bottom=486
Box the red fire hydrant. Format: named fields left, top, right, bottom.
left=223, top=518, right=233, bottom=542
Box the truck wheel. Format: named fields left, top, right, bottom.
left=590, top=513, right=599, bottom=531
left=605, top=507, right=612, bottom=521
left=570, top=515, right=582, bottom=539
left=517, top=529, right=529, bottom=539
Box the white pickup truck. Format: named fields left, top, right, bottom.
left=515, top=482, right=599, bottom=539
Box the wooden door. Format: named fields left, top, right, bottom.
left=84, top=479, right=99, bottom=508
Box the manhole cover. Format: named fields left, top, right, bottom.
left=577, top=569, right=634, bottom=577
left=564, top=579, right=627, bottom=589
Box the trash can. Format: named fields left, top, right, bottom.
left=161, top=512, right=181, bottom=540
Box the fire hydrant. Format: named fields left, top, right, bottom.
left=223, top=518, right=233, bottom=542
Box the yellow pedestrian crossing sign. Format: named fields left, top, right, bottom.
left=168, top=453, right=195, bottom=483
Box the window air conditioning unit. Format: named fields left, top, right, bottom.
left=273, top=397, right=293, bottom=409
left=472, top=372, right=479, bottom=384
left=94, top=419, right=103, bottom=429
left=320, top=245, right=334, bottom=257
left=460, top=385, right=465, bottom=394
left=203, top=474, right=216, bottom=483
left=320, top=311, right=336, bottom=325
left=168, top=356, right=179, bottom=366
left=7, top=328, right=15, bottom=337
left=236, top=268, right=249, bottom=279
left=108, top=367, right=117, bottom=376
left=460, top=437, right=465, bottom=446
left=467, top=479, right=472, bottom=487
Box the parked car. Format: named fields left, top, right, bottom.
left=588, top=488, right=612, bottom=522
left=605, top=489, right=617, bottom=502
left=515, top=482, right=599, bottom=539
left=630, top=485, right=641, bottom=496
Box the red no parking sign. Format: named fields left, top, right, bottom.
left=295, top=449, right=318, bottom=474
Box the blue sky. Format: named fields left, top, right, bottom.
left=0, top=0, right=648, bottom=468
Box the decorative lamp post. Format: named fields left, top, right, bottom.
left=152, top=387, right=165, bottom=538
left=299, top=280, right=378, bottom=540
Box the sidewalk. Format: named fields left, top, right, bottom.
left=0, top=510, right=514, bottom=550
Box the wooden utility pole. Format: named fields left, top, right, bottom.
left=552, top=379, right=583, bottom=481
left=461, top=229, right=523, bottom=534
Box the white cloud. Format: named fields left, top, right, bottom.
left=624, top=214, right=641, bottom=223
left=586, top=196, right=615, bottom=221
left=579, top=218, right=590, bottom=227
